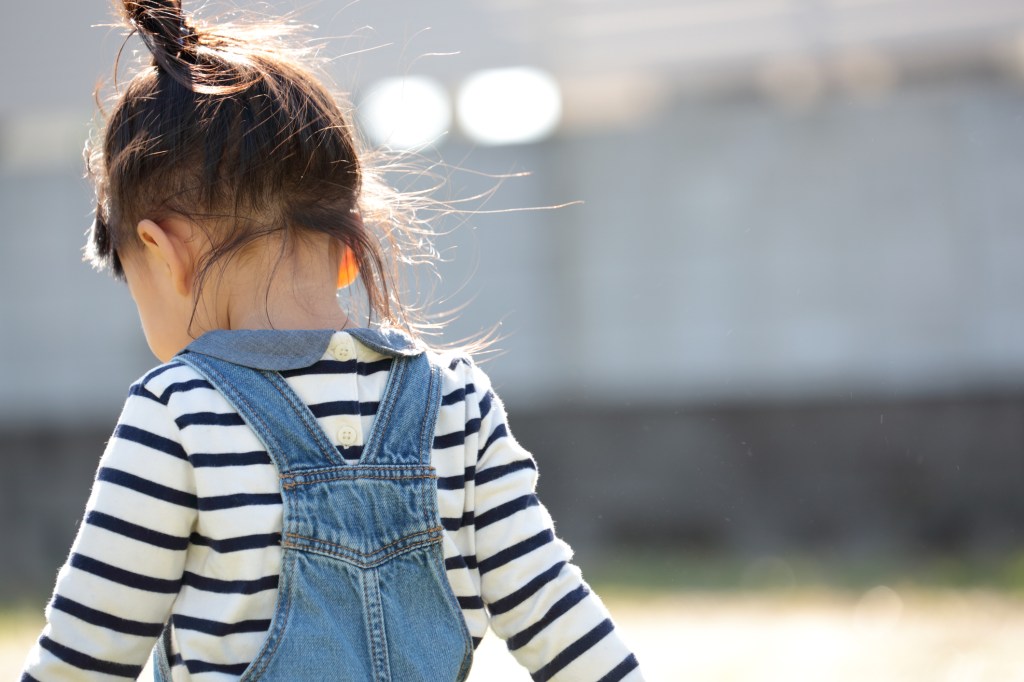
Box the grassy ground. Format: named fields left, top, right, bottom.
left=1, top=609, right=41, bottom=681
left=7, top=553, right=1024, bottom=680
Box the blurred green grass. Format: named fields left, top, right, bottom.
left=581, top=549, right=1024, bottom=596
left=0, top=609, right=40, bottom=634
left=10, top=549, right=1024, bottom=612
left=8, top=551, right=1024, bottom=680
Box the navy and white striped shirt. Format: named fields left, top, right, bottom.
left=21, top=330, right=642, bottom=681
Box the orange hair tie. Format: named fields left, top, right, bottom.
left=337, top=246, right=359, bottom=288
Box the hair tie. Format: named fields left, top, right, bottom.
left=177, top=14, right=196, bottom=51
left=127, top=3, right=197, bottom=63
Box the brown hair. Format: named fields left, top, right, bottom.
left=86, top=0, right=430, bottom=334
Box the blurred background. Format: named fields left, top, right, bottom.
left=3, top=0, right=1024, bottom=679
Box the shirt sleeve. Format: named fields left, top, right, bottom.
left=20, top=378, right=197, bottom=681
left=466, top=361, right=644, bottom=682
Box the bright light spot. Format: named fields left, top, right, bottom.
left=358, top=76, right=451, bottom=150
left=945, top=653, right=988, bottom=682
left=457, top=67, right=562, bottom=146
left=853, top=585, right=903, bottom=637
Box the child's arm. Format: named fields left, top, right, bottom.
left=466, top=362, right=644, bottom=681
left=20, top=375, right=196, bottom=681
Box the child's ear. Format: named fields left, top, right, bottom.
left=136, top=218, right=195, bottom=297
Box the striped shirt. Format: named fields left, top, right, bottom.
left=21, top=330, right=643, bottom=681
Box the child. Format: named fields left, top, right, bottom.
left=20, top=1, right=643, bottom=680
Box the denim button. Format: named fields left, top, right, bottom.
left=337, top=424, right=359, bottom=446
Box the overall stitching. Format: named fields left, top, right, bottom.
left=418, top=364, right=439, bottom=465
left=439, top=538, right=474, bottom=678
left=280, top=465, right=437, bottom=483
left=417, top=364, right=439, bottom=528
left=360, top=358, right=406, bottom=464
left=284, top=526, right=443, bottom=557
left=280, top=528, right=440, bottom=561
left=418, top=365, right=433, bottom=530
left=185, top=357, right=283, bottom=466
left=242, top=549, right=297, bottom=682
left=282, top=473, right=436, bottom=489
left=282, top=535, right=444, bottom=569
left=360, top=568, right=391, bottom=682
left=263, top=371, right=341, bottom=466
left=371, top=569, right=392, bottom=682
left=283, top=464, right=436, bottom=477
left=359, top=572, right=377, bottom=678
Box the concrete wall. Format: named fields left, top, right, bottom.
left=5, top=391, right=1022, bottom=602
left=2, top=2, right=1024, bottom=600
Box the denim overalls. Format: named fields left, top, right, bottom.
left=153, top=328, right=474, bottom=681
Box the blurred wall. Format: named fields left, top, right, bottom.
left=2, top=0, right=1024, bottom=599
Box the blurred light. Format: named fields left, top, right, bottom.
left=945, top=653, right=989, bottom=682
left=457, top=67, right=562, bottom=146
left=1006, top=31, right=1024, bottom=82
left=559, top=73, right=670, bottom=132
left=834, top=48, right=898, bottom=100
left=853, top=585, right=903, bottom=637
left=357, top=76, right=451, bottom=150
left=757, top=55, right=824, bottom=113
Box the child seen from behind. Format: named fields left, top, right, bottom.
left=19, top=1, right=644, bottom=680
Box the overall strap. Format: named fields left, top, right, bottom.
left=359, top=350, right=442, bottom=467
left=177, top=351, right=343, bottom=471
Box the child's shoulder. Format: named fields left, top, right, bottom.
left=429, top=346, right=474, bottom=373
left=424, top=346, right=507, bottom=431
left=427, top=346, right=493, bottom=393
left=127, top=358, right=208, bottom=406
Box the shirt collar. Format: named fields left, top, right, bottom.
left=179, top=327, right=422, bottom=370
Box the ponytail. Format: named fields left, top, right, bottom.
left=120, top=1, right=198, bottom=86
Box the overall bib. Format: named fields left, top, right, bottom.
left=154, top=328, right=474, bottom=681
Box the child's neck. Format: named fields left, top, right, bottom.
left=206, top=235, right=353, bottom=332
left=227, top=292, right=351, bottom=331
